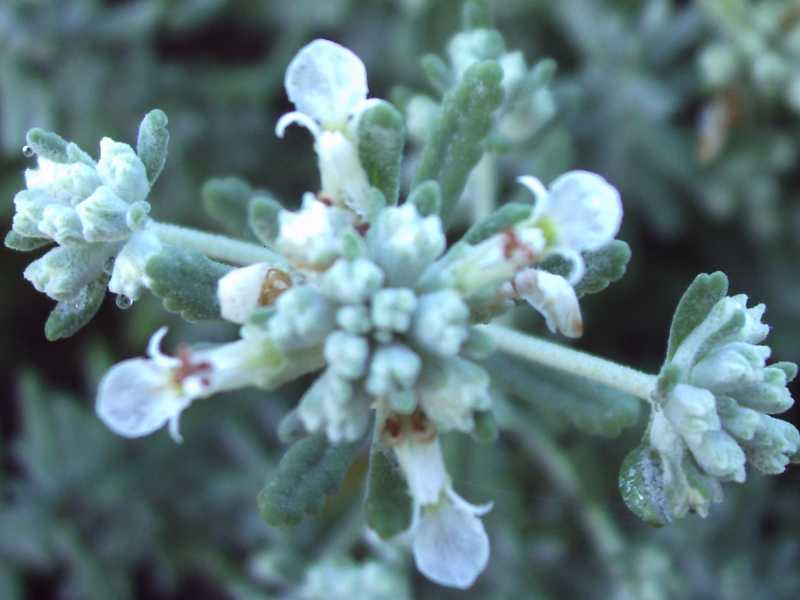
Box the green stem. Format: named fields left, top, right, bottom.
left=151, top=222, right=286, bottom=267
left=480, top=324, right=656, bottom=402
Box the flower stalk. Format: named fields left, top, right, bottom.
left=481, top=323, right=657, bottom=402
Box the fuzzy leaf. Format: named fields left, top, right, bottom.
left=420, top=54, right=452, bottom=95
left=202, top=176, right=254, bottom=239
left=407, top=180, right=442, bottom=217
left=463, top=202, right=532, bottom=244
left=44, top=277, right=106, bottom=341
left=26, top=128, right=69, bottom=163
left=136, top=109, right=170, bottom=185
left=248, top=193, right=283, bottom=246
left=145, top=245, right=232, bottom=321
left=4, top=231, right=50, bottom=252
left=483, top=354, right=640, bottom=437
left=666, top=272, right=729, bottom=361
left=258, top=433, right=362, bottom=527
left=540, top=240, right=631, bottom=297
left=413, top=60, right=504, bottom=223
left=365, top=442, right=413, bottom=539
left=357, top=101, right=405, bottom=206
left=619, top=442, right=669, bottom=527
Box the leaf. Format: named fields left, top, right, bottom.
left=4, top=230, right=50, bottom=252
left=483, top=353, right=641, bottom=437
left=44, top=277, right=107, bottom=341
left=26, top=128, right=69, bottom=163
left=136, top=109, right=170, bottom=185
left=365, top=441, right=412, bottom=539
left=471, top=409, right=498, bottom=444
left=420, top=54, right=452, bottom=95
left=412, top=60, right=504, bottom=224
left=539, top=240, right=631, bottom=297
left=258, top=433, right=362, bottom=527
left=462, top=0, right=492, bottom=29
left=407, top=180, right=442, bottom=217
left=463, top=202, right=532, bottom=244
left=665, top=272, right=728, bottom=361
left=145, top=245, right=233, bottom=321
left=248, top=193, right=282, bottom=246
left=202, top=176, right=254, bottom=239
left=619, top=442, right=669, bottom=527
left=357, top=100, right=405, bottom=206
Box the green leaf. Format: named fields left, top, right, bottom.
left=258, top=433, right=362, bottom=527
left=462, top=0, right=492, bottom=29
left=136, top=109, right=170, bottom=185
left=365, top=441, right=412, bottom=539
left=413, top=60, right=504, bottom=223
left=420, top=54, right=452, bottom=95
left=248, top=193, right=282, bottom=246
left=471, top=409, right=498, bottom=444
left=4, top=230, right=50, bottom=252
left=619, top=442, right=669, bottom=527
left=145, top=245, right=233, bottom=321
left=202, top=176, right=254, bottom=239
left=407, top=180, right=442, bottom=217
left=44, top=277, right=107, bottom=341
left=357, top=100, right=405, bottom=206
left=483, top=353, right=641, bottom=437
left=26, top=128, right=69, bottom=163
left=666, top=272, right=729, bottom=361
left=463, top=202, right=532, bottom=244
left=540, top=240, right=631, bottom=297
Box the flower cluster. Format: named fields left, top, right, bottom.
left=87, top=39, right=624, bottom=588
left=12, top=135, right=160, bottom=306
left=622, top=274, right=799, bottom=524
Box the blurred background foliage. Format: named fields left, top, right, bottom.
left=1, top=0, right=799, bottom=598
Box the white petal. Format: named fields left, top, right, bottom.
left=96, top=358, right=185, bottom=438
left=515, top=269, right=583, bottom=338
left=393, top=438, right=449, bottom=506
left=275, top=111, right=322, bottom=139
left=545, top=170, right=622, bottom=251
left=285, top=39, right=368, bottom=129
left=413, top=499, right=490, bottom=589
left=217, top=263, right=279, bottom=324
left=517, top=175, right=549, bottom=220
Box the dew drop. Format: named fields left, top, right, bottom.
left=115, top=294, right=133, bottom=309
left=103, top=256, right=116, bottom=274
left=22, top=145, right=35, bottom=158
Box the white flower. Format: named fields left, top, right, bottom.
left=519, top=170, right=623, bottom=284
left=96, top=137, right=150, bottom=205
left=96, top=327, right=205, bottom=442
left=108, top=227, right=162, bottom=301
left=217, top=263, right=291, bottom=324
left=393, top=436, right=491, bottom=589
left=276, top=39, right=377, bottom=216
left=276, top=195, right=354, bottom=269
left=513, top=268, right=583, bottom=338
left=96, top=327, right=274, bottom=442
left=280, top=39, right=369, bottom=133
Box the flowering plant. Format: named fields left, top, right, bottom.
left=4, top=1, right=798, bottom=593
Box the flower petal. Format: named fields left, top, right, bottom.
left=95, top=358, right=184, bottom=438
left=285, top=39, right=368, bottom=129
left=515, top=269, right=583, bottom=338
left=413, top=499, right=490, bottom=589
left=545, top=170, right=622, bottom=252
left=394, top=437, right=450, bottom=506
left=275, top=111, right=322, bottom=139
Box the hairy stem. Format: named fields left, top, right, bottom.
left=151, top=222, right=286, bottom=266
left=481, top=324, right=656, bottom=402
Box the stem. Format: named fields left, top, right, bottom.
left=480, top=324, right=656, bottom=402
left=151, top=222, right=286, bottom=266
